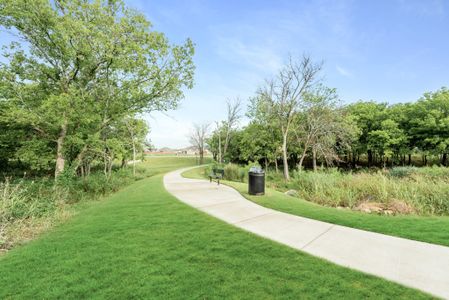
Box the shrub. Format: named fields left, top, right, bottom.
left=223, top=164, right=244, bottom=182
left=388, top=166, right=418, bottom=178
left=0, top=179, right=60, bottom=223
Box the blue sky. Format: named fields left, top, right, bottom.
left=131, top=0, right=449, bottom=148
left=1, top=0, right=448, bottom=148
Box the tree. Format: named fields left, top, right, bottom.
left=0, top=0, right=195, bottom=178
left=368, top=119, right=407, bottom=167
left=239, top=122, right=280, bottom=169
left=295, top=85, right=339, bottom=171
left=409, top=88, right=449, bottom=166
left=222, top=98, right=241, bottom=161
left=346, top=101, right=388, bottom=166
left=122, top=118, right=149, bottom=176
left=189, top=123, right=209, bottom=165
left=257, top=55, right=322, bottom=180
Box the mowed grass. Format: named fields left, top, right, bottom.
left=141, top=156, right=212, bottom=174
left=0, top=163, right=431, bottom=298
left=183, top=167, right=449, bottom=247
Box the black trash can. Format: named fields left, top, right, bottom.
left=248, top=167, right=265, bottom=195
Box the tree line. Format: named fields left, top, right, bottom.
left=0, top=0, right=195, bottom=178
left=204, top=56, right=449, bottom=180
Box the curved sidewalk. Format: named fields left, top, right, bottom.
left=164, top=167, right=449, bottom=299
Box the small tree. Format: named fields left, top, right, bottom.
left=189, top=123, right=209, bottom=165
left=296, top=85, right=342, bottom=171
left=123, top=118, right=149, bottom=176
left=223, top=98, right=242, bottom=161
left=257, top=55, right=322, bottom=180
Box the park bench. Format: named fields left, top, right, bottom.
left=209, top=168, right=225, bottom=185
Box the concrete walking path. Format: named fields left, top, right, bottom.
left=164, top=167, right=449, bottom=299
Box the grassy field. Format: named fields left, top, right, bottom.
left=0, top=159, right=431, bottom=298
left=0, top=157, right=206, bottom=251
left=183, top=167, right=449, bottom=247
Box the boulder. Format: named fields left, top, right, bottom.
left=388, top=200, right=415, bottom=215
left=284, top=190, right=298, bottom=197
left=354, top=202, right=385, bottom=214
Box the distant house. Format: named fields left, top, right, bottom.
left=145, top=146, right=210, bottom=156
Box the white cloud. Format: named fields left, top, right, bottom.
left=336, top=65, right=353, bottom=77
left=214, top=37, right=283, bottom=74
left=145, top=112, right=193, bottom=149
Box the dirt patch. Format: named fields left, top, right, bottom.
left=389, top=200, right=415, bottom=214
left=354, top=202, right=385, bottom=214
left=354, top=200, right=416, bottom=215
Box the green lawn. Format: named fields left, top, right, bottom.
left=0, top=160, right=431, bottom=298
left=183, top=167, right=449, bottom=247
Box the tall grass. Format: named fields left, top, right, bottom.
left=0, top=165, right=153, bottom=250
left=267, top=167, right=449, bottom=216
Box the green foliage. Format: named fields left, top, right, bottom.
left=239, top=122, right=280, bottom=164
left=223, top=164, right=245, bottom=182
left=220, top=86, right=449, bottom=170
left=0, top=0, right=195, bottom=176
left=0, top=179, right=62, bottom=225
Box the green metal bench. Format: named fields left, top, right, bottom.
left=209, top=168, right=224, bottom=185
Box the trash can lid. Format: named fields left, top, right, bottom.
left=249, top=166, right=264, bottom=174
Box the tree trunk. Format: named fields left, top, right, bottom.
left=264, top=157, right=268, bottom=170
left=298, top=152, right=307, bottom=171
left=223, top=125, right=230, bottom=160
left=367, top=150, right=373, bottom=167
left=274, top=158, right=279, bottom=173
left=282, top=133, right=290, bottom=180
left=312, top=146, right=317, bottom=172
left=297, top=143, right=308, bottom=171
left=408, top=154, right=412, bottom=165
left=132, top=139, right=136, bottom=177
left=218, top=133, right=222, bottom=163
left=442, top=153, right=447, bottom=166
left=199, top=149, right=204, bottom=165
left=352, top=151, right=356, bottom=168
left=55, top=119, right=68, bottom=178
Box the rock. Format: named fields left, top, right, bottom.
left=284, top=190, right=298, bottom=197
left=354, top=202, right=385, bottom=214
left=388, top=200, right=415, bottom=215
left=383, top=209, right=394, bottom=216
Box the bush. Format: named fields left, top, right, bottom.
left=0, top=179, right=61, bottom=223
left=223, top=164, right=245, bottom=182
left=388, top=166, right=418, bottom=178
